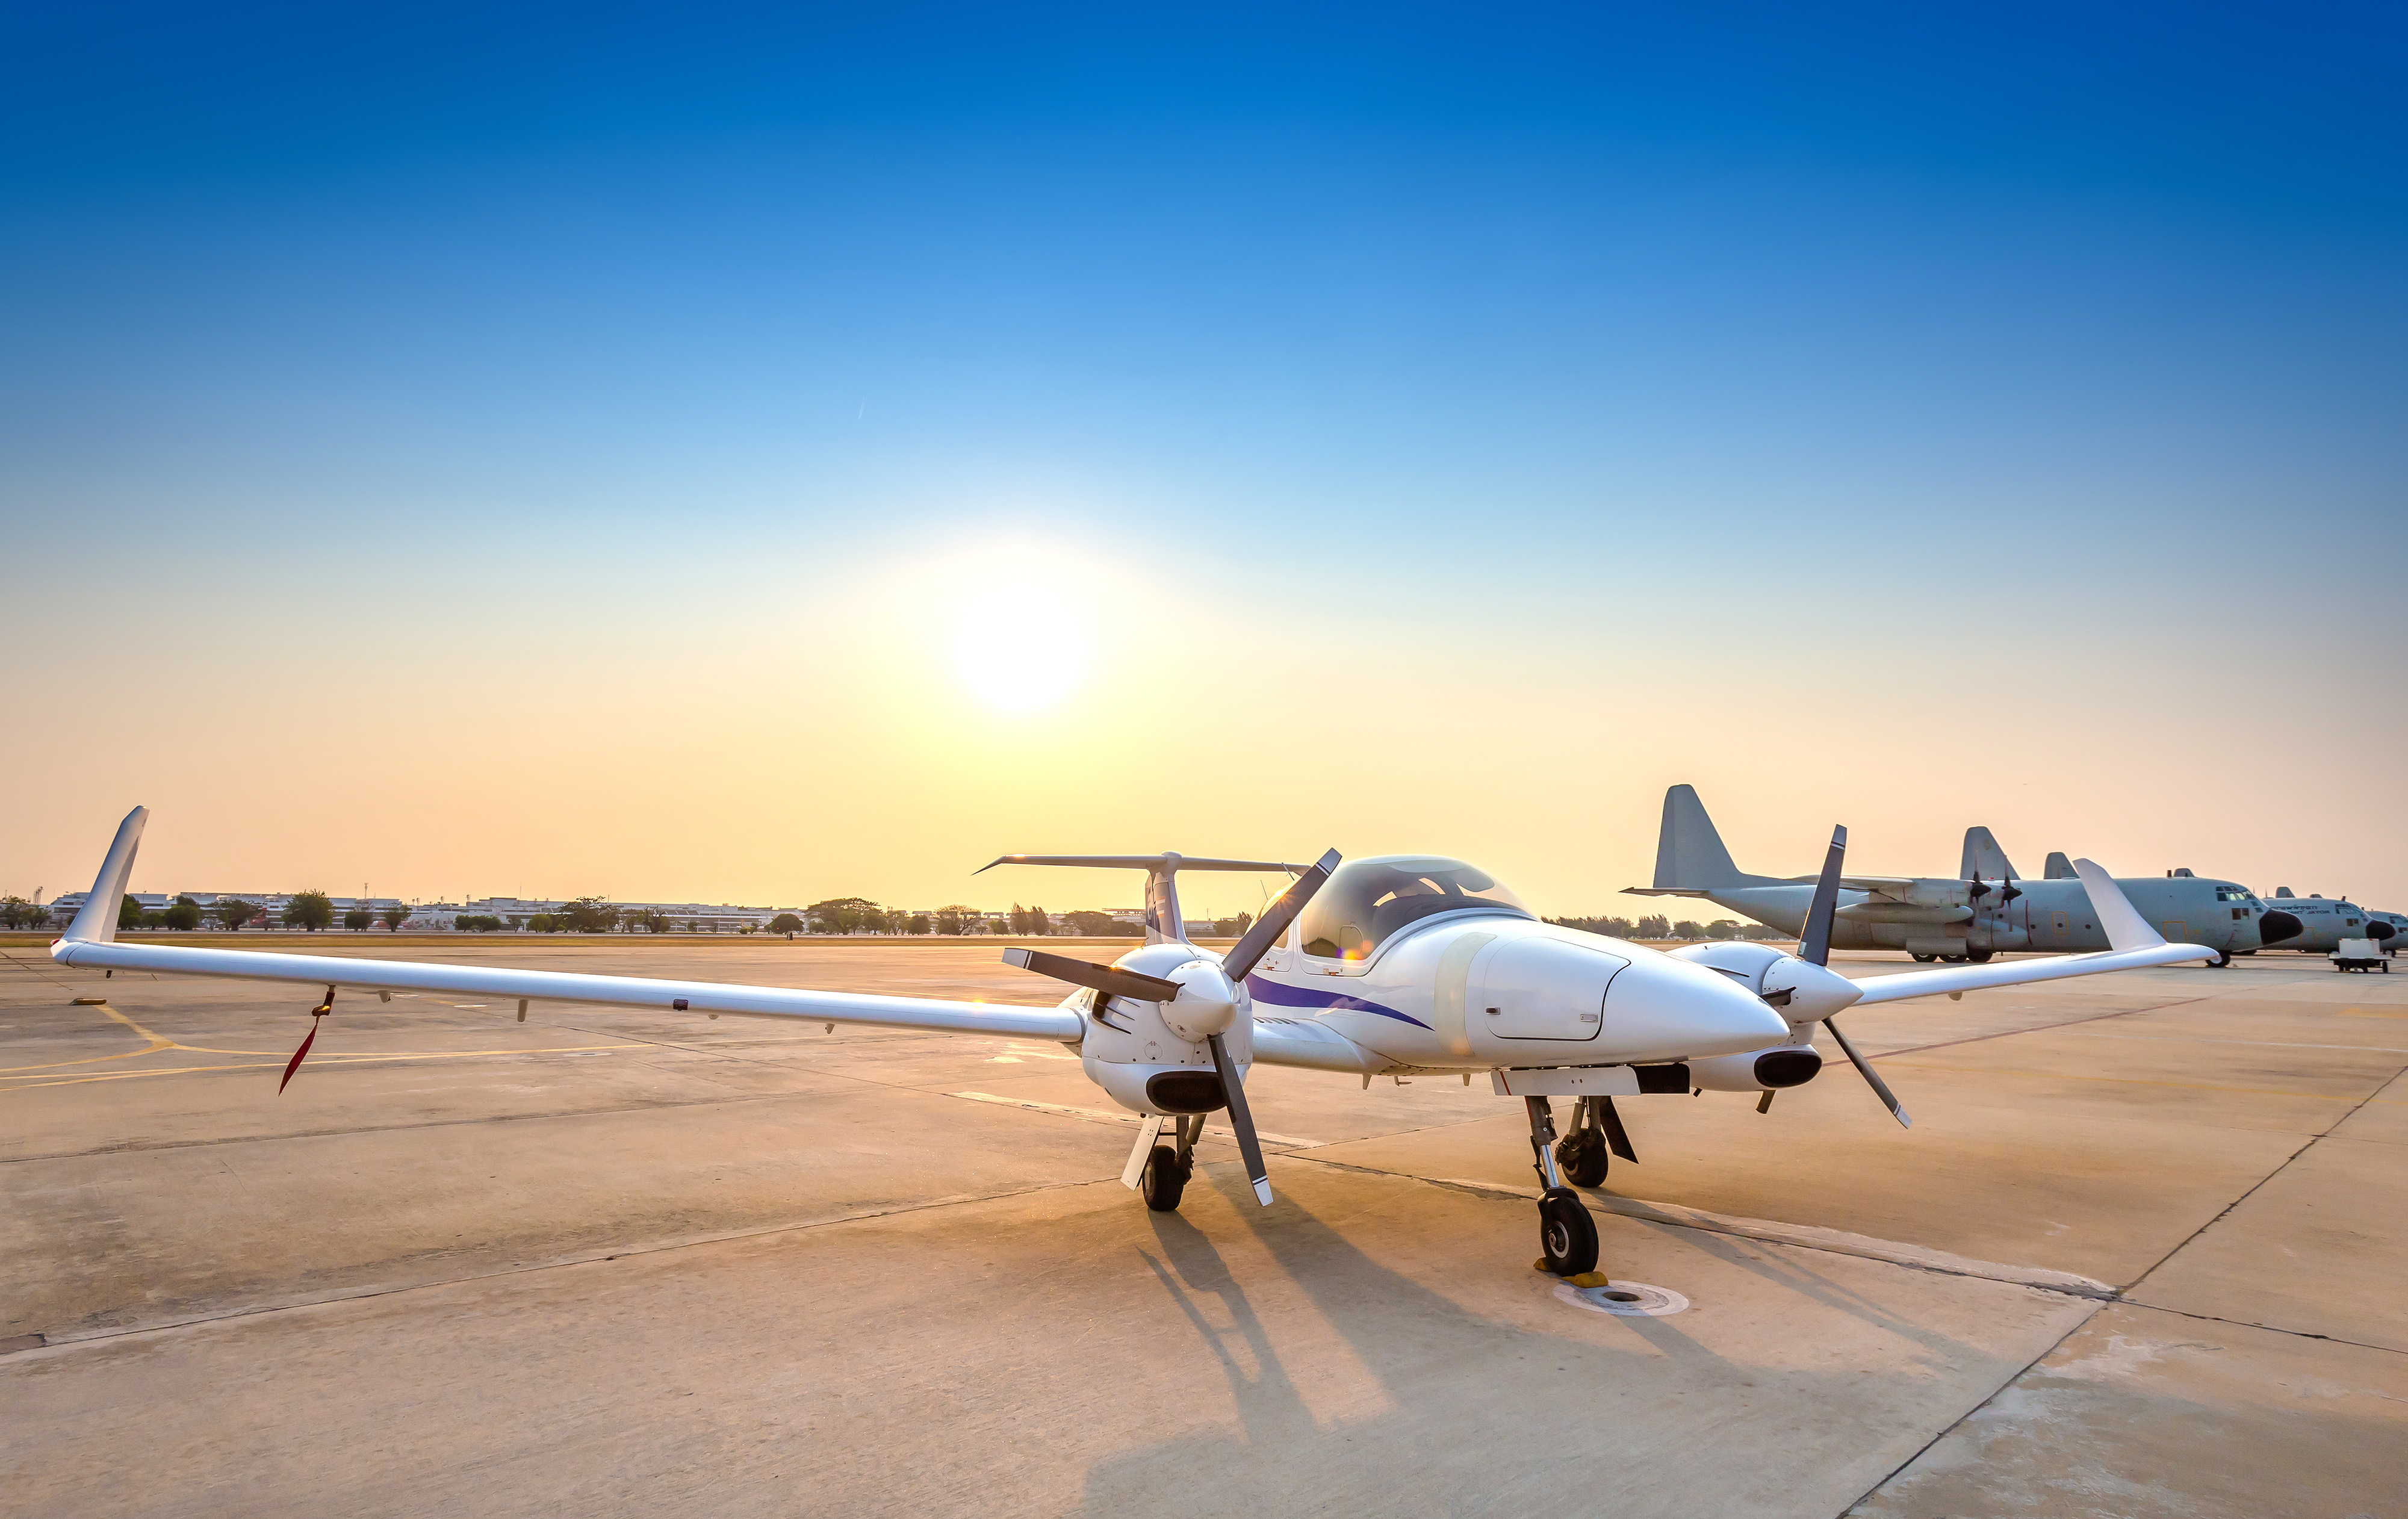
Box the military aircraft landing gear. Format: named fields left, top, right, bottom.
left=2206, top=949, right=2233, bottom=968
left=1139, top=1115, right=1200, bottom=1211
left=1526, top=1096, right=1600, bottom=1275
left=1911, top=952, right=1938, bottom=963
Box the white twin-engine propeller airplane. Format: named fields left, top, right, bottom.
left=52, top=809, right=2213, bottom=1277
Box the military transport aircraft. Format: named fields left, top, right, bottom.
left=1627, top=785, right=2299, bottom=967
left=2259, top=888, right=2397, bottom=952
left=52, top=807, right=2211, bottom=1277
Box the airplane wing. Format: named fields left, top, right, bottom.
left=48, top=809, right=1082, bottom=1041
left=1845, top=857, right=2211, bottom=1005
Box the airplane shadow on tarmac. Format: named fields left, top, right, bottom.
left=1063, top=1165, right=2003, bottom=1517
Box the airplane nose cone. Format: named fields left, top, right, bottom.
left=2259, top=910, right=2303, bottom=946
left=1601, top=952, right=1793, bottom=1063
left=2368, top=921, right=2396, bottom=942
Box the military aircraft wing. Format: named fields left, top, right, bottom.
left=1846, top=857, right=2212, bottom=1004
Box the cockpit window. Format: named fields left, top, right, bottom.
left=1296, top=856, right=1532, bottom=961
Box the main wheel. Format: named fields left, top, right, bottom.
left=1555, top=1128, right=1609, bottom=1187
left=1911, top=952, right=1937, bottom=963
left=1967, top=949, right=1994, bottom=963
left=1538, top=1187, right=1598, bottom=1276
left=1139, top=1144, right=1189, bottom=1212
left=2208, top=949, right=2232, bottom=968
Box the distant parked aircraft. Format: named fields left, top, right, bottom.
left=1626, top=786, right=2300, bottom=968
left=2258, top=888, right=2396, bottom=952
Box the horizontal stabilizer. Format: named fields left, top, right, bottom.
left=976, top=854, right=1304, bottom=875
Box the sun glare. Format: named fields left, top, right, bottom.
left=952, top=585, right=1087, bottom=712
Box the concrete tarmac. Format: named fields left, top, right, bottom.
left=1, top=937, right=2401, bottom=1517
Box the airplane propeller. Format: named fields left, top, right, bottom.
left=1798, top=826, right=1911, bottom=1129
left=1004, top=848, right=1341, bottom=1206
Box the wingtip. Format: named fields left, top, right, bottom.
left=1251, top=1178, right=1274, bottom=1206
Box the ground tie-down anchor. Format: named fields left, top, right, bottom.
left=279, top=984, right=336, bottom=1093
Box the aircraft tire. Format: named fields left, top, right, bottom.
left=1538, top=1187, right=1599, bottom=1276
left=1556, top=1129, right=1609, bottom=1187
left=1140, top=1145, right=1188, bottom=1212
left=1911, top=953, right=1937, bottom=963
left=1941, top=954, right=1968, bottom=964
left=2208, top=950, right=2232, bottom=968
left=1967, top=949, right=1994, bottom=963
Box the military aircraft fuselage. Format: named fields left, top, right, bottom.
left=1679, top=875, right=2278, bottom=959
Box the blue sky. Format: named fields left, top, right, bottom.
left=4, top=2, right=2404, bottom=910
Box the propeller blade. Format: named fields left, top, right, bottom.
left=1822, top=1015, right=1911, bottom=1128
left=1206, top=1031, right=1273, bottom=1205
left=1798, top=825, right=1848, bottom=968
left=1219, top=848, right=1341, bottom=984
left=1001, top=948, right=1182, bottom=1002
left=278, top=986, right=335, bottom=1094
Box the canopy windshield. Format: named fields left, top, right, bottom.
left=1296, top=856, right=1531, bottom=962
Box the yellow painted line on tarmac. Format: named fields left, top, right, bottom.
left=0, top=1004, right=174, bottom=1074
left=1883, top=1061, right=2408, bottom=1104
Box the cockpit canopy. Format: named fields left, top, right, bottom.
left=1296, top=856, right=1532, bottom=962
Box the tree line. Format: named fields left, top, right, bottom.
left=1544, top=914, right=1789, bottom=942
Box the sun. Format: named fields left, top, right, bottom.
left=952, top=585, right=1088, bottom=712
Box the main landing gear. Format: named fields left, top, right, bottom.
left=1525, top=1096, right=1599, bottom=1276
left=1139, top=1114, right=1203, bottom=1211
left=1551, top=1095, right=1631, bottom=1188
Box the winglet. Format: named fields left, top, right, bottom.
left=63, top=807, right=148, bottom=943
left=2072, top=859, right=2165, bottom=951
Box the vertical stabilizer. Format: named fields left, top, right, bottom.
left=1653, top=785, right=1775, bottom=888
left=2043, top=851, right=2076, bottom=879
left=64, top=807, right=148, bottom=943
left=1961, top=827, right=2020, bottom=881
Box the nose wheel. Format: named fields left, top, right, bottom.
left=1140, top=1144, right=1191, bottom=1211
left=1538, top=1187, right=1599, bottom=1275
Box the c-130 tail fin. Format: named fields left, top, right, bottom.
left=1960, top=827, right=2020, bottom=882
left=1652, top=786, right=1786, bottom=889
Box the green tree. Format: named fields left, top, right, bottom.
left=1705, top=919, right=1739, bottom=940
left=1066, top=910, right=1122, bottom=937
left=1672, top=919, right=1704, bottom=940
left=163, top=896, right=203, bottom=931
left=556, top=898, right=616, bottom=933
left=118, top=894, right=143, bottom=931
left=380, top=904, right=411, bottom=931
left=769, top=912, right=805, bottom=938
left=0, top=895, right=43, bottom=929
left=212, top=899, right=259, bottom=932
left=284, top=891, right=335, bottom=931
left=907, top=912, right=931, bottom=935
left=807, top=897, right=880, bottom=934
left=343, top=907, right=374, bottom=931
left=1634, top=914, right=1671, bottom=939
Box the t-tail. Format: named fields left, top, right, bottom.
left=974, top=853, right=1309, bottom=943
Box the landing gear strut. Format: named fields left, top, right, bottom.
left=1526, top=1096, right=1598, bottom=1276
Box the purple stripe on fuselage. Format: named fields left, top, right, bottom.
left=1246, top=974, right=1431, bottom=1030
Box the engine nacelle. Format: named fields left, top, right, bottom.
left=1073, top=943, right=1249, bottom=1115
left=1668, top=942, right=1863, bottom=1027
left=1690, top=1044, right=1825, bottom=1092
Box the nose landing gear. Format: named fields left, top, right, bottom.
left=1525, top=1096, right=1599, bottom=1276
